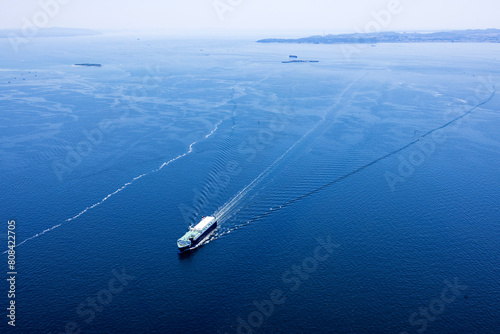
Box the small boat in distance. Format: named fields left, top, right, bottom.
left=177, top=216, right=217, bottom=252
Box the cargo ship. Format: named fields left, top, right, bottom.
left=177, top=216, right=217, bottom=252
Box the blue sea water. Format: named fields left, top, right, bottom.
left=1, top=35, right=499, bottom=333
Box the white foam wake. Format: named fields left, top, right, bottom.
left=205, top=120, right=222, bottom=139
left=6, top=121, right=222, bottom=253
left=213, top=73, right=367, bottom=225
left=215, top=123, right=319, bottom=222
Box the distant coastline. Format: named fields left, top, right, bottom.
left=257, top=29, right=500, bottom=44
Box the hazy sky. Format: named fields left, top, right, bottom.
left=2, top=0, right=499, bottom=33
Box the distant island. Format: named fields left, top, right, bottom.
left=282, top=60, right=319, bottom=63
left=257, top=29, right=500, bottom=44
left=74, top=63, right=102, bottom=67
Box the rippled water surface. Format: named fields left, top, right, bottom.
left=1, top=36, right=499, bottom=333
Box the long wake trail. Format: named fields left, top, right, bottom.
left=5, top=120, right=223, bottom=253
left=214, top=124, right=318, bottom=222
left=214, top=75, right=365, bottom=223
left=214, top=89, right=496, bottom=238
